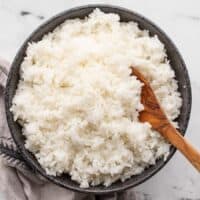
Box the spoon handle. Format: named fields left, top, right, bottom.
left=162, top=124, right=200, bottom=172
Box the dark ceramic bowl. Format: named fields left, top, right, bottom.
left=5, top=5, right=191, bottom=194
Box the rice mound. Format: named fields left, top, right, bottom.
left=11, top=9, right=182, bottom=188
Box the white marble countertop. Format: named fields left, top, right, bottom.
left=0, top=0, right=200, bottom=199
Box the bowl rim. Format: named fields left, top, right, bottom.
left=5, top=4, right=192, bottom=194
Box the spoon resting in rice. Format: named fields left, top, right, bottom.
left=131, top=67, right=200, bottom=171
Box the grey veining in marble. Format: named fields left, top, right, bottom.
left=0, top=0, right=200, bottom=199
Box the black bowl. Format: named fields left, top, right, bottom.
left=5, top=5, right=192, bottom=194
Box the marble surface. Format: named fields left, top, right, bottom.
left=0, top=0, right=200, bottom=199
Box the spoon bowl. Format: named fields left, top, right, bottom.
left=131, top=67, right=200, bottom=172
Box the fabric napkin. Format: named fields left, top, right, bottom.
left=0, top=59, right=137, bottom=200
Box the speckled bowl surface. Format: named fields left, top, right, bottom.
left=5, top=5, right=191, bottom=194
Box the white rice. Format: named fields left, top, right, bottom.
left=11, top=9, right=182, bottom=188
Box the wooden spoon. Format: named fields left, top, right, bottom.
left=131, top=67, right=200, bottom=172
